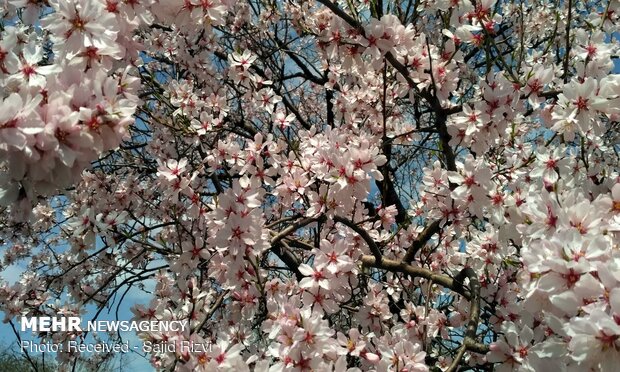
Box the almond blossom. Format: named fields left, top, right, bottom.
left=1, top=0, right=619, bottom=371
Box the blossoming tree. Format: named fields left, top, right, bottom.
left=0, top=0, right=619, bottom=370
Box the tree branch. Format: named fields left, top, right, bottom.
left=402, top=219, right=442, bottom=263
left=361, top=255, right=469, bottom=299
left=562, top=0, right=573, bottom=83
left=334, top=216, right=383, bottom=263
left=196, top=290, right=229, bottom=332
left=272, top=242, right=304, bottom=281
left=270, top=216, right=324, bottom=246
left=445, top=267, right=489, bottom=371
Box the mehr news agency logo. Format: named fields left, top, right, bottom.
left=19, top=317, right=212, bottom=354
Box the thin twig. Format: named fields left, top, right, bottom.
left=10, top=320, right=40, bottom=372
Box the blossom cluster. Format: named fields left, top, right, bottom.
left=0, top=0, right=143, bottom=218
left=0, top=0, right=619, bottom=371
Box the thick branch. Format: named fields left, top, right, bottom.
left=274, top=38, right=327, bottom=85
left=334, top=216, right=383, bottom=263
left=269, top=216, right=324, bottom=280
left=562, top=0, right=573, bottom=83
left=435, top=104, right=457, bottom=171
left=446, top=344, right=468, bottom=372
left=196, top=290, right=229, bottom=332
left=445, top=267, right=489, bottom=371
left=454, top=267, right=481, bottom=340
left=402, top=219, right=442, bottom=263
left=270, top=216, right=324, bottom=246
left=376, top=173, right=408, bottom=225
left=360, top=256, right=469, bottom=299
left=272, top=242, right=304, bottom=281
